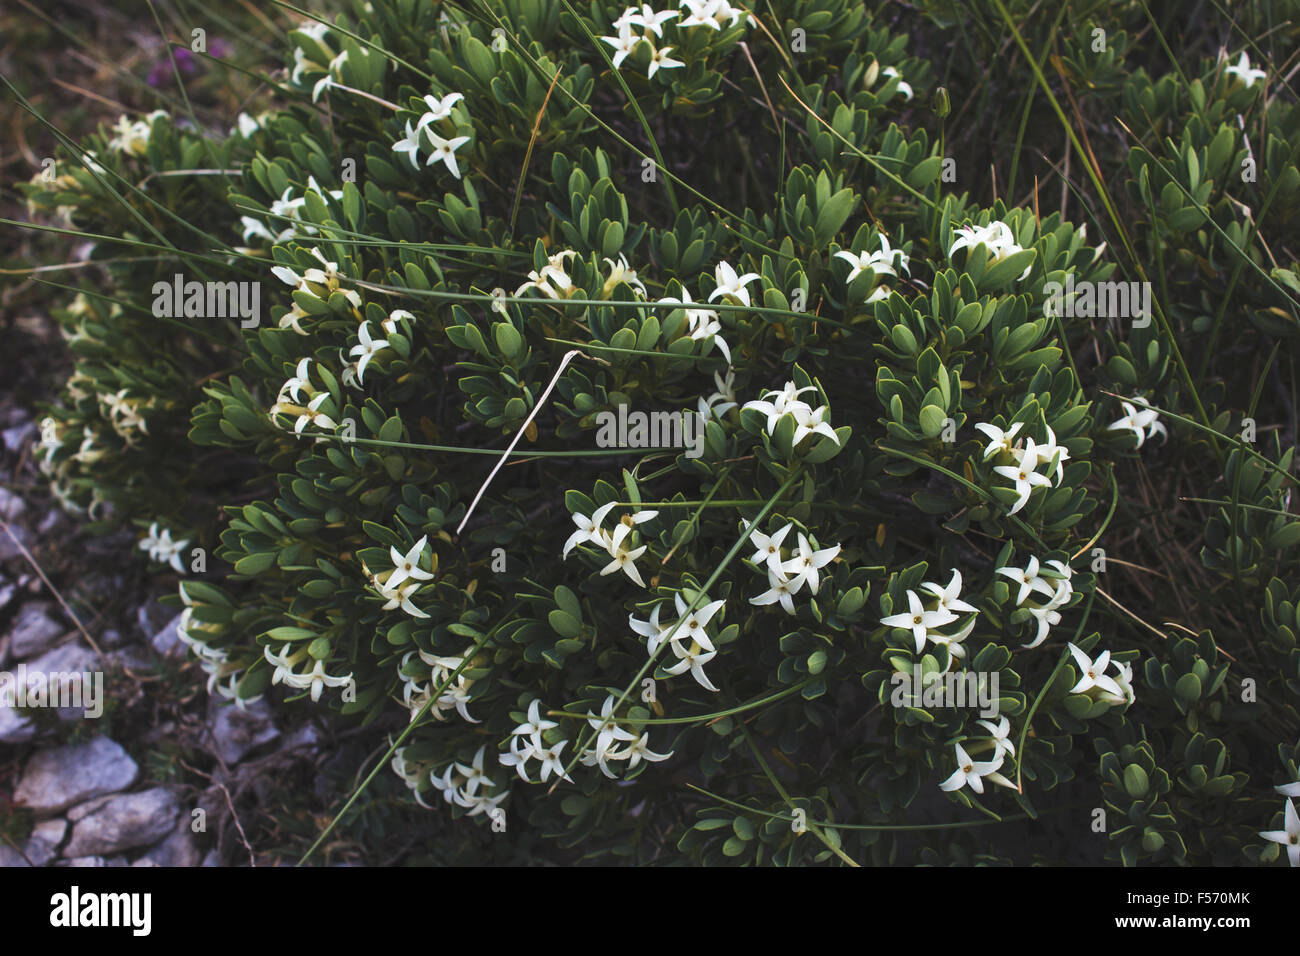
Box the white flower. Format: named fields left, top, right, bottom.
left=563, top=501, right=617, bottom=558
left=664, top=639, right=719, bottom=691
left=630, top=603, right=677, bottom=657
left=1225, top=51, right=1266, bottom=88
left=974, top=421, right=1023, bottom=460
left=391, top=120, right=423, bottom=169
left=585, top=695, right=637, bottom=776
left=743, top=382, right=817, bottom=431
left=1276, top=779, right=1300, bottom=798
left=668, top=593, right=726, bottom=653
left=948, top=220, right=1030, bottom=278
left=996, top=555, right=1055, bottom=606
left=424, top=130, right=471, bottom=179
left=749, top=564, right=804, bottom=615
left=648, top=45, right=684, bottom=77
left=678, top=0, right=723, bottom=29
left=619, top=4, right=678, bottom=36
left=921, top=569, right=978, bottom=615
left=511, top=699, right=558, bottom=750
left=708, top=261, right=761, bottom=306
left=418, top=91, right=465, bottom=126
left=699, top=368, right=738, bottom=419
left=602, top=254, right=647, bottom=297
left=1108, top=399, right=1167, bottom=448
left=1259, top=798, right=1300, bottom=867
left=601, top=23, right=643, bottom=69
left=781, top=532, right=841, bottom=595
left=662, top=290, right=730, bottom=361
left=834, top=235, right=906, bottom=286
left=107, top=115, right=151, bottom=155
left=880, top=590, right=958, bottom=654
left=977, top=716, right=1015, bottom=760
left=376, top=577, right=430, bottom=619
left=992, top=437, right=1052, bottom=513
left=348, top=321, right=389, bottom=384
left=139, top=522, right=188, bottom=572
left=612, top=732, right=673, bottom=770
left=386, top=535, right=434, bottom=590
left=599, top=522, right=650, bottom=587
left=939, top=743, right=1006, bottom=794
left=880, top=66, right=913, bottom=101
left=1030, top=425, right=1069, bottom=484
left=283, top=658, right=353, bottom=702
left=745, top=519, right=793, bottom=576
left=1067, top=643, right=1123, bottom=698
left=789, top=402, right=840, bottom=446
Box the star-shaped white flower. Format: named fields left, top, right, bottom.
left=939, top=743, right=1005, bottom=794
left=664, top=639, right=719, bottom=691
left=1067, top=642, right=1123, bottom=698
left=974, top=421, right=1023, bottom=460
left=418, top=91, right=465, bottom=127
left=563, top=501, right=617, bottom=558
left=391, top=120, right=423, bottom=169
left=745, top=519, right=793, bottom=575
left=977, top=716, right=1015, bottom=760
left=708, top=260, right=761, bottom=306
left=648, top=45, right=685, bottom=77
left=600, top=522, right=649, bottom=587
left=880, top=590, right=958, bottom=654
left=424, top=130, right=471, bottom=178
left=996, top=555, right=1055, bottom=606
left=1225, top=51, right=1266, bottom=88
left=1108, top=400, right=1167, bottom=448
left=601, top=23, right=642, bottom=69
left=993, top=438, right=1052, bottom=514
left=750, top=564, right=805, bottom=615
left=612, top=732, right=673, bottom=770
left=781, top=533, right=841, bottom=595
left=348, top=321, right=389, bottom=384
left=668, top=593, right=726, bottom=653
left=386, top=535, right=434, bottom=590
left=1259, top=798, right=1300, bottom=867
left=921, top=568, right=979, bottom=615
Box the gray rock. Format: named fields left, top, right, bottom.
left=0, top=573, right=15, bottom=615
left=0, top=487, right=24, bottom=521
left=137, top=815, right=201, bottom=867
left=23, top=818, right=67, bottom=866
left=59, top=855, right=129, bottom=867
left=0, top=845, right=32, bottom=867
left=23, top=642, right=100, bottom=722
left=63, top=788, right=180, bottom=858
left=15, top=736, right=139, bottom=813
left=136, top=599, right=175, bottom=640
left=0, top=515, right=29, bottom=562
left=207, top=697, right=279, bottom=765
left=150, top=612, right=186, bottom=658
left=0, top=705, right=34, bottom=743
left=200, top=850, right=220, bottom=867
left=3, top=421, right=36, bottom=454
left=11, top=602, right=66, bottom=658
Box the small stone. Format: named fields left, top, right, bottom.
left=207, top=697, right=279, bottom=765
left=200, top=850, right=220, bottom=867
left=63, top=788, right=181, bottom=858
left=3, top=421, right=36, bottom=454
left=15, top=737, right=139, bottom=813
left=0, top=845, right=31, bottom=867
left=22, top=642, right=100, bottom=721
left=23, top=818, right=68, bottom=866
left=137, top=815, right=201, bottom=867
left=150, top=613, right=186, bottom=658
left=11, top=602, right=67, bottom=658
left=0, top=705, right=34, bottom=744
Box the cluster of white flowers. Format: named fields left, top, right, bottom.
left=398, top=646, right=477, bottom=723
left=499, top=700, right=572, bottom=783
left=515, top=248, right=579, bottom=299
left=1260, top=777, right=1300, bottom=867
left=744, top=521, right=841, bottom=617
left=264, top=644, right=353, bottom=702
left=269, top=357, right=337, bottom=438
left=289, top=20, right=349, bottom=102
left=562, top=501, right=658, bottom=587
left=391, top=91, right=470, bottom=177
left=100, top=389, right=148, bottom=445
left=364, top=536, right=436, bottom=621
left=176, top=585, right=260, bottom=710
left=138, top=521, right=188, bottom=572
left=630, top=592, right=726, bottom=690
left=602, top=6, right=683, bottom=77
left=240, top=176, right=343, bottom=249
left=835, top=233, right=909, bottom=303
left=659, top=288, right=731, bottom=362
left=997, top=555, right=1074, bottom=648
left=948, top=220, right=1031, bottom=280
left=270, top=247, right=362, bottom=335
left=880, top=568, right=978, bottom=658
left=106, top=111, right=166, bottom=156
left=580, top=694, right=672, bottom=777
left=940, top=737, right=1016, bottom=795
left=429, top=746, right=507, bottom=817
left=975, top=421, right=1070, bottom=514
left=697, top=368, right=737, bottom=421
left=1107, top=397, right=1166, bottom=449
left=742, top=381, right=841, bottom=447
left=1067, top=642, right=1136, bottom=707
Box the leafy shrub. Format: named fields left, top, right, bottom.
left=16, top=0, right=1300, bottom=865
